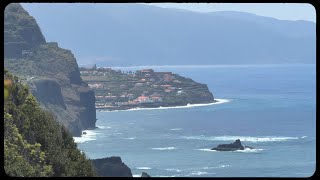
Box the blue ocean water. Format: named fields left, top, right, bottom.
left=75, top=64, right=316, bottom=177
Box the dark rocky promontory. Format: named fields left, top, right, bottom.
left=211, top=139, right=254, bottom=151
left=91, top=156, right=133, bottom=177
left=141, top=172, right=151, bottom=177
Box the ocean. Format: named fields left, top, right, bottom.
left=74, top=64, right=316, bottom=177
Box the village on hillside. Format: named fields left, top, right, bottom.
left=80, top=66, right=214, bottom=110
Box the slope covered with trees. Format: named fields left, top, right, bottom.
left=4, top=69, right=96, bottom=177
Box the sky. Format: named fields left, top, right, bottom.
left=145, top=3, right=316, bottom=22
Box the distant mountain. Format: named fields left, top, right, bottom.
left=21, top=3, right=316, bottom=66
left=4, top=3, right=96, bottom=136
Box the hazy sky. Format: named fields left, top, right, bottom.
left=145, top=3, right=316, bottom=22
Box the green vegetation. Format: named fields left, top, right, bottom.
left=4, top=70, right=96, bottom=177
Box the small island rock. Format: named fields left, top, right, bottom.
left=211, top=139, right=254, bottom=151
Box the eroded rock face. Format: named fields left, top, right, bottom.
left=91, top=157, right=133, bottom=177
left=28, top=78, right=66, bottom=108
left=211, top=139, right=252, bottom=151
left=4, top=3, right=96, bottom=137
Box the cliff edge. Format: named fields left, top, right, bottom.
left=4, top=3, right=96, bottom=136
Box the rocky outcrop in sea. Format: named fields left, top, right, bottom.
left=211, top=139, right=254, bottom=151
left=90, top=156, right=133, bottom=177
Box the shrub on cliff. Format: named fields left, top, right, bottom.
left=4, top=70, right=96, bottom=177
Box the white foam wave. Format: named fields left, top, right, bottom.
left=133, top=174, right=141, bottom=177
left=235, top=148, right=265, bottom=153
left=202, top=165, right=230, bottom=169
left=190, top=171, right=208, bottom=176
left=96, top=125, right=111, bottom=129
left=125, top=137, right=136, bottom=140
left=73, top=130, right=98, bottom=143
left=182, top=135, right=300, bottom=142
left=301, top=136, right=308, bottom=139
left=151, top=147, right=177, bottom=150
left=166, top=168, right=182, bottom=172
left=137, top=167, right=152, bottom=170
left=197, top=148, right=217, bottom=152
left=100, top=98, right=230, bottom=112
left=170, top=128, right=183, bottom=131
left=219, top=164, right=230, bottom=168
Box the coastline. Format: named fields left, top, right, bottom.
left=97, top=98, right=230, bottom=113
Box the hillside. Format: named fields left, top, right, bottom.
left=80, top=67, right=215, bottom=110
left=4, top=3, right=96, bottom=137
left=4, top=70, right=96, bottom=177
left=21, top=3, right=316, bottom=66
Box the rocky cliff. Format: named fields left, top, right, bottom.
left=90, top=157, right=133, bottom=177
left=4, top=3, right=45, bottom=58
left=4, top=3, right=96, bottom=136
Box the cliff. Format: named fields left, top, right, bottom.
left=4, top=3, right=46, bottom=58
left=4, top=3, right=96, bottom=136
left=90, top=157, right=133, bottom=177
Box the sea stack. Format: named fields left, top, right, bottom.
left=211, top=139, right=254, bottom=151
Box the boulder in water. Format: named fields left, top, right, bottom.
left=211, top=139, right=254, bottom=151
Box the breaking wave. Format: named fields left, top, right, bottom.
left=189, top=171, right=209, bottom=176
left=137, top=167, right=152, bottom=170
left=73, top=130, right=98, bottom=143
left=196, top=148, right=217, bottom=152
left=125, top=137, right=136, bottom=140
left=235, top=148, right=265, bottom=153
left=151, top=147, right=177, bottom=150
left=166, top=168, right=182, bottom=172
left=170, top=128, right=183, bottom=131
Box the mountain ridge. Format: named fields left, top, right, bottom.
left=21, top=3, right=315, bottom=66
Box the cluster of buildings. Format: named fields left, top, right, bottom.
left=131, top=94, right=162, bottom=104
left=81, top=68, right=188, bottom=109
left=95, top=94, right=163, bottom=108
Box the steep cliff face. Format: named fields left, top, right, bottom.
left=4, top=3, right=46, bottom=58
left=4, top=3, right=96, bottom=136
left=28, top=78, right=66, bottom=109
